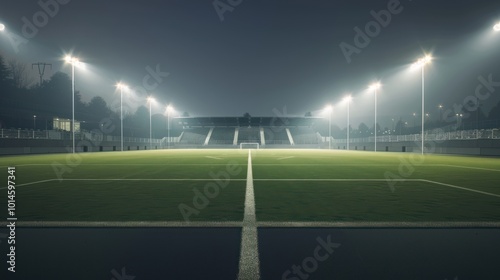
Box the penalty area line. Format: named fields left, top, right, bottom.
left=421, top=179, right=500, bottom=198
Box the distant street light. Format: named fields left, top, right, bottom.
left=369, top=82, right=381, bottom=152
left=64, top=55, right=83, bottom=154
left=343, top=95, right=352, bottom=151
left=494, top=23, right=500, bottom=32
left=411, top=54, right=432, bottom=155
left=33, top=115, right=36, bottom=139
left=147, top=96, right=156, bottom=150
left=324, top=105, right=333, bottom=150
left=116, top=83, right=128, bottom=151
left=413, top=113, right=417, bottom=127
left=166, top=104, right=174, bottom=149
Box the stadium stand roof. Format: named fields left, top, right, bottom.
left=175, top=116, right=325, bottom=128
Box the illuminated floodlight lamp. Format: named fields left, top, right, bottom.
left=494, top=23, right=500, bottom=32
left=0, top=24, right=5, bottom=31
left=368, top=82, right=381, bottom=91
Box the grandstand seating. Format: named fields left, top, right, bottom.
left=179, top=128, right=210, bottom=145
left=238, top=127, right=260, bottom=144
left=209, top=127, right=236, bottom=145
left=289, top=127, right=319, bottom=144
left=263, top=128, right=290, bottom=145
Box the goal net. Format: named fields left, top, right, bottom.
left=240, top=143, right=260, bottom=149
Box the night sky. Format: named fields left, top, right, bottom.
left=1, top=0, right=500, bottom=128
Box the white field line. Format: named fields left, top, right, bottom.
left=435, top=164, right=500, bottom=172
left=238, top=150, right=260, bottom=280
left=4, top=221, right=500, bottom=228
left=252, top=179, right=413, bottom=182
left=0, top=179, right=59, bottom=189
left=5, top=163, right=237, bottom=166
left=205, top=156, right=223, bottom=160
left=421, top=179, right=500, bottom=198
left=276, top=156, right=295, bottom=161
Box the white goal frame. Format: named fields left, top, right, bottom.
left=240, top=142, right=260, bottom=149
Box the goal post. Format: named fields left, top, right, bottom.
left=240, top=142, right=260, bottom=149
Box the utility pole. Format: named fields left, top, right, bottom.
left=32, top=62, right=52, bottom=86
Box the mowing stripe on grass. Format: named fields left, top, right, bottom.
left=0, top=221, right=242, bottom=227
left=0, top=178, right=246, bottom=190
left=422, top=179, right=500, bottom=198
left=238, top=150, right=260, bottom=280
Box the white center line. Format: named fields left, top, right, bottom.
left=238, top=150, right=260, bottom=280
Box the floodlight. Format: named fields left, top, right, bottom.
left=324, top=105, right=333, bottom=113
left=116, top=83, right=128, bottom=90
left=343, top=95, right=352, bottom=103
left=494, top=23, right=500, bottom=31
left=369, top=82, right=381, bottom=91
left=0, top=24, right=5, bottom=31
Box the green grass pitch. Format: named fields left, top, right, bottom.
left=1, top=149, right=499, bottom=223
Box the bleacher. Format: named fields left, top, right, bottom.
left=174, top=116, right=326, bottom=148
left=209, top=127, right=235, bottom=145
left=263, top=128, right=290, bottom=145
left=179, top=128, right=209, bottom=145
left=289, top=127, right=319, bottom=144
left=238, top=127, right=260, bottom=144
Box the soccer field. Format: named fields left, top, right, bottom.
left=1, top=149, right=500, bottom=225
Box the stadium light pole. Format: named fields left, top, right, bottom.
left=411, top=54, right=432, bottom=155
left=147, top=96, right=155, bottom=150
left=369, top=83, right=381, bottom=152
left=324, top=105, right=333, bottom=149
left=116, top=83, right=128, bottom=151
left=64, top=56, right=82, bottom=154
left=438, top=105, right=443, bottom=122
left=166, top=104, right=174, bottom=149
left=343, top=95, right=352, bottom=151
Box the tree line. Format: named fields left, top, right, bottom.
left=0, top=55, right=177, bottom=138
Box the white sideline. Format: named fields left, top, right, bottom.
left=435, top=164, right=500, bottom=172
left=4, top=221, right=500, bottom=228
left=421, top=179, right=500, bottom=198
left=238, top=150, right=260, bottom=280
